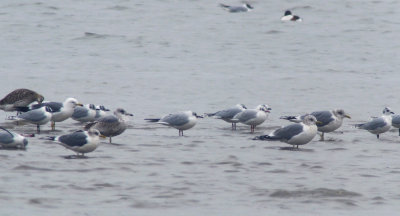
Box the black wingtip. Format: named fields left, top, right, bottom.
left=144, top=118, right=161, bottom=122
left=15, top=107, right=30, bottom=112
left=253, top=135, right=271, bottom=140
left=280, top=116, right=296, bottom=120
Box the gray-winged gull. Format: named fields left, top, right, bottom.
left=206, top=104, right=247, bottom=130
left=219, top=3, right=253, bottom=12
left=145, top=111, right=203, bottom=136
left=281, top=109, right=351, bottom=141
left=232, top=104, right=271, bottom=133
left=30, top=98, right=83, bottom=130
left=0, top=127, right=29, bottom=149
left=84, top=108, right=133, bottom=143
left=14, top=106, right=53, bottom=133
left=72, top=104, right=97, bottom=123
left=355, top=107, right=393, bottom=139
left=47, top=129, right=104, bottom=157
left=254, top=115, right=319, bottom=148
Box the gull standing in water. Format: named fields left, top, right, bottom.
left=391, top=112, right=400, bottom=136
left=219, top=3, right=253, bottom=13
left=280, top=109, right=351, bottom=141
left=254, top=115, right=319, bottom=149
left=94, top=105, right=110, bottom=119
left=84, top=108, right=133, bottom=143
left=145, top=111, right=202, bottom=136
left=355, top=107, right=393, bottom=139
left=0, top=88, right=44, bottom=113
left=14, top=106, right=53, bottom=133
left=72, top=104, right=97, bottom=123
left=232, top=104, right=271, bottom=133
left=206, top=104, right=247, bottom=130
left=0, top=127, right=29, bottom=149
left=46, top=129, right=104, bottom=157
left=30, top=98, right=83, bottom=130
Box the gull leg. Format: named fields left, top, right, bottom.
left=37, top=124, right=40, bottom=134
left=377, top=134, right=379, bottom=139
left=398, top=128, right=400, bottom=136
left=51, top=121, right=55, bottom=131
left=231, top=123, right=234, bottom=130
left=109, top=137, right=112, bottom=143
left=319, top=132, right=325, bottom=141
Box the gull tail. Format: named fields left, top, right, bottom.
left=355, top=123, right=365, bottom=129
left=253, top=135, right=279, bottom=141
left=15, top=107, right=31, bottom=112
left=280, top=116, right=301, bottom=122
left=145, top=118, right=161, bottom=122
left=219, top=3, right=230, bottom=8
left=204, top=113, right=216, bottom=117
left=41, top=136, right=56, bottom=141
left=84, top=122, right=97, bottom=131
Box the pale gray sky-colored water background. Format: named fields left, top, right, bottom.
left=1, top=0, right=400, bottom=215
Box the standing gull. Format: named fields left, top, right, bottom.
left=280, top=109, right=351, bottom=141
left=72, top=104, right=97, bottom=123
left=232, top=104, right=271, bottom=133
left=254, top=115, right=319, bottom=148
left=145, top=111, right=202, bottom=136
left=95, top=105, right=110, bottom=119
left=47, top=129, right=104, bottom=157
left=84, top=108, right=133, bottom=143
left=391, top=112, right=400, bottom=136
left=14, top=106, right=53, bottom=133
left=0, top=88, right=44, bottom=112
left=206, top=104, right=247, bottom=130
left=0, top=127, right=28, bottom=149
left=355, top=107, right=393, bottom=139
left=31, top=98, right=83, bottom=130
left=219, top=3, right=253, bottom=13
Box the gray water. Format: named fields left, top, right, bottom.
left=1, top=0, right=400, bottom=215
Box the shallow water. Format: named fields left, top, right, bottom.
left=1, top=0, right=400, bottom=215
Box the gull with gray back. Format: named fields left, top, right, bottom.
left=206, top=104, right=247, bottom=130
left=355, top=107, right=393, bottom=139
left=84, top=108, right=133, bottom=143
left=254, top=115, right=319, bottom=149
left=280, top=109, right=351, bottom=141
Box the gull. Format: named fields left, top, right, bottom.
left=72, top=104, right=97, bottom=123
left=253, top=115, right=319, bottom=148
left=219, top=3, right=253, bottom=13
left=84, top=108, right=133, bottom=143
left=281, top=10, right=302, bottom=22
left=355, top=107, right=393, bottom=139
left=145, top=111, right=202, bottom=136
left=14, top=106, right=53, bottom=133
left=280, top=109, right=351, bottom=141
left=30, top=98, right=83, bottom=130
left=0, top=88, right=44, bottom=113
left=206, top=104, right=247, bottom=130
left=0, top=127, right=29, bottom=149
left=47, top=129, right=104, bottom=157
left=95, top=105, right=110, bottom=119
left=232, top=104, right=271, bottom=133
left=391, top=113, right=400, bottom=136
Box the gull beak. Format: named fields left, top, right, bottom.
left=391, top=112, right=395, bottom=115
left=316, top=121, right=323, bottom=125
left=77, top=103, right=83, bottom=107
left=345, top=114, right=351, bottom=119
left=126, top=113, right=134, bottom=116
left=99, top=135, right=107, bottom=139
